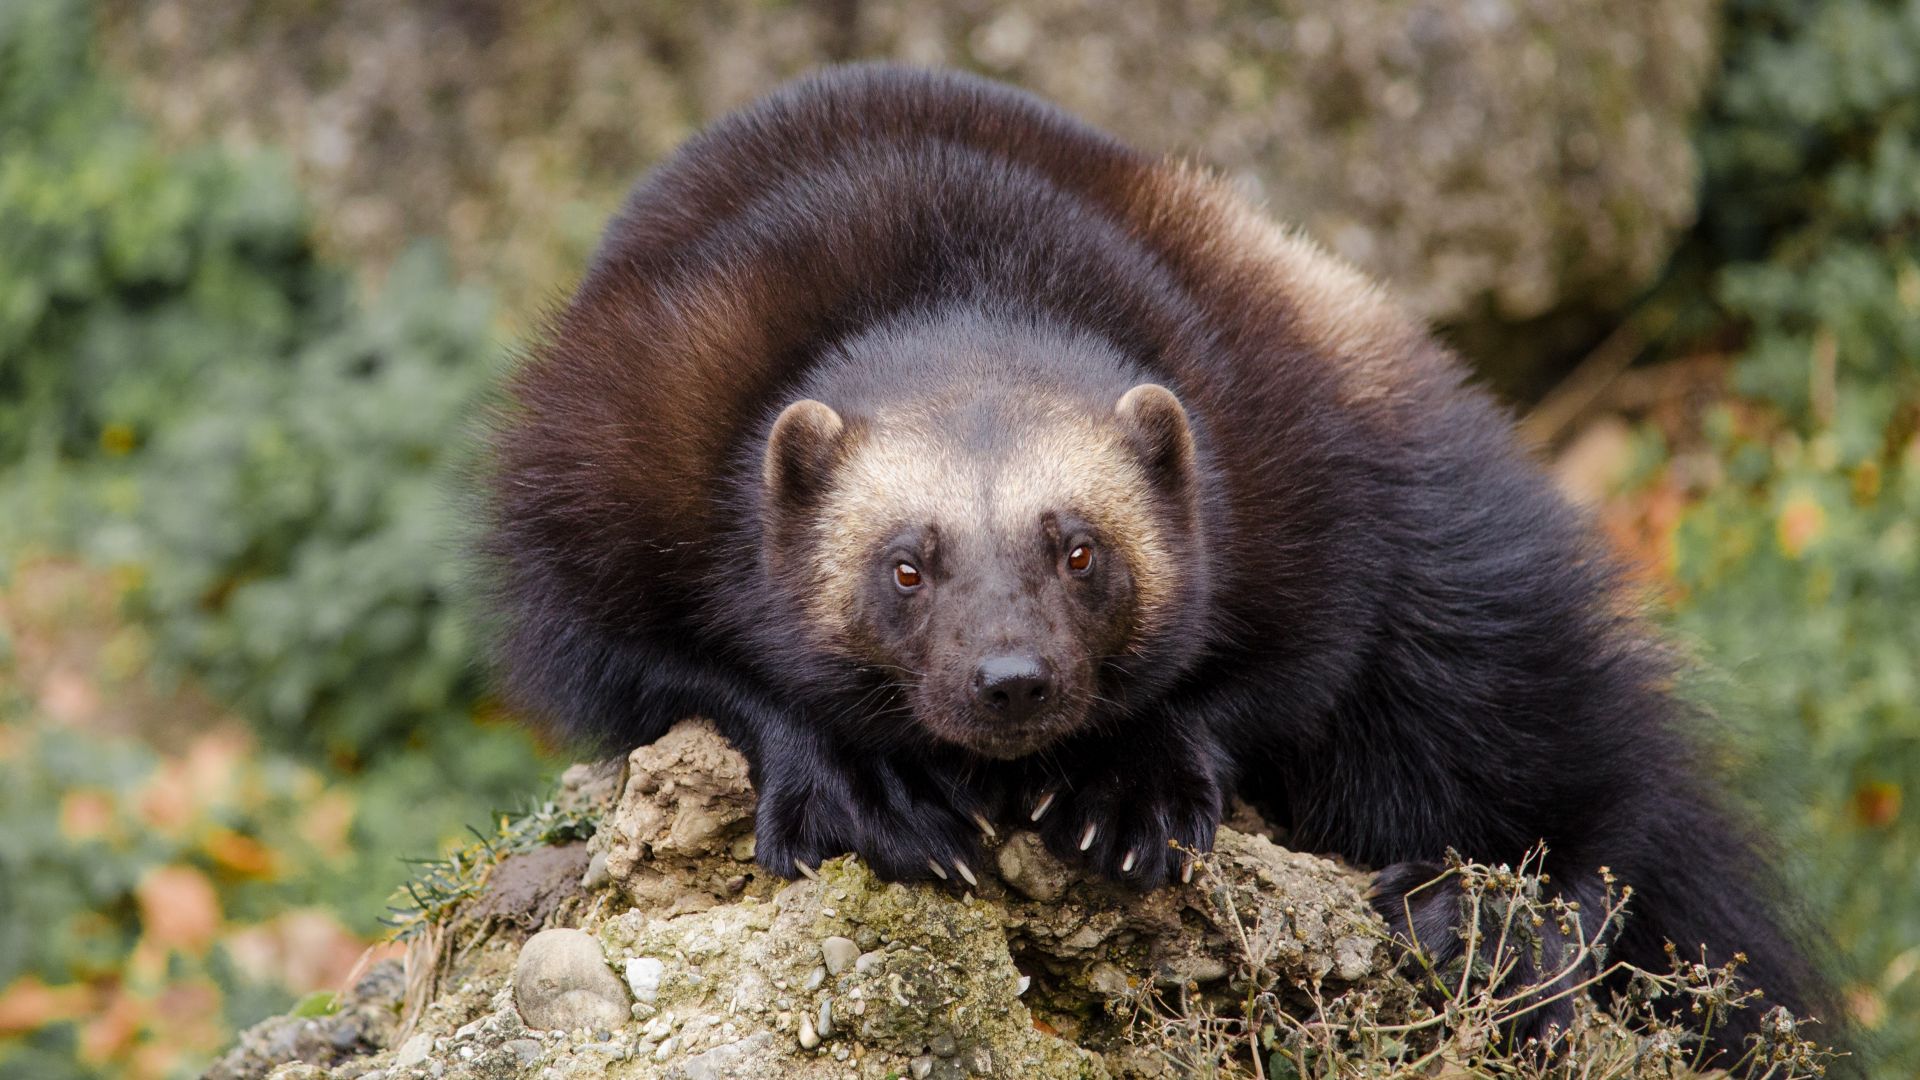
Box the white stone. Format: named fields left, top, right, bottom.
left=393, top=1033, right=434, bottom=1067
left=624, top=957, right=666, bottom=1004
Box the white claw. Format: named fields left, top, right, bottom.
left=972, top=813, right=997, bottom=840
left=1078, top=823, right=1098, bottom=851
left=1181, top=858, right=1194, bottom=884
left=1015, top=975, right=1032, bottom=996
left=795, top=859, right=820, bottom=881
left=1121, top=849, right=1137, bottom=873
left=1030, top=792, right=1056, bottom=822
left=927, top=859, right=949, bottom=880
left=954, top=860, right=978, bottom=887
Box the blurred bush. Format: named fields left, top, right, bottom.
left=2, top=0, right=517, bottom=766
left=0, top=692, right=368, bottom=1080
left=1, top=0, right=311, bottom=463
left=1623, top=0, right=1920, bottom=1068
left=2, top=3, right=548, bottom=1075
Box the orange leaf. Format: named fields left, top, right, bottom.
left=79, top=988, right=143, bottom=1066
left=203, top=828, right=279, bottom=879
left=1854, top=782, right=1901, bottom=829
left=135, top=865, right=222, bottom=954
left=137, top=764, right=196, bottom=838
left=1776, top=492, right=1826, bottom=559
left=60, top=789, right=118, bottom=842
left=0, top=976, right=93, bottom=1034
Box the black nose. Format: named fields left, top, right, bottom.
left=973, top=653, right=1053, bottom=722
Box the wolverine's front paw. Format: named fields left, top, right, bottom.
left=1026, top=763, right=1222, bottom=887
left=752, top=757, right=989, bottom=887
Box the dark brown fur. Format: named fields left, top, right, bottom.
left=486, top=65, right=1839, bottom=1059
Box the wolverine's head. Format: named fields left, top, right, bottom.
left=758, top=312, right=1208, bottom=758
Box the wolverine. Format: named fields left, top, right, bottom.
left=486, top=65, right=1836, bottom=1053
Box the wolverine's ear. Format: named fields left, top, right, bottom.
left=1116, top=384, right=1195, bottom=488
left=764, top=399, right=846, bottom=505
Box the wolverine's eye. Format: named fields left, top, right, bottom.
left=893, top=562, right=923, bottom=592
left=1066, top=543, right=1095, bottom=575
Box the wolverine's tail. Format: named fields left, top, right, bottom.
left=1609, top=797, right=1853, bottom=1071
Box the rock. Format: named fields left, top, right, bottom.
left=501, top=1038, right=543, bottom=1067
left=624, top=956, right=666, bottom=1004
left=219, top=721, right=1394, bottom=1080
left=391, top=1034, right=433, bottom=1068
left=821, top=936, right=860, bottom=976
left=600, top=720, right=763, bottom=914
left=995, top=830, right=1073, bottom=902
left=218, top=718, right=1830, bottom=1079
left=1087, top=963, right=1130, bottom=998
left=681, top=1033, right=776, bottom=1079
left=511, top=928, right=631, bottom=1032
left=107, top=0, right=1716, bottom=382
left=204, top=961, right=407, bottom=1079
left=581, top=851, right=610, bottom=890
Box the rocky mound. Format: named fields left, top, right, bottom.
left=215, top=720, right=1839, bottom=1079
left=213, top=720, right=1394, bottom=1079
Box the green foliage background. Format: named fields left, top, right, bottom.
left=1629, top=1, right=1920, bottom=1069
left=0, top=0, right=1915, bottom=1076
left=2, top=1, right=549, bottom=1076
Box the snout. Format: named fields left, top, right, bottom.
left=972, top=652, right=1054, bottom=724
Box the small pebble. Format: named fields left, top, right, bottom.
left=817, top=997, right=835, bottom=1038
left=798, top=1014, right=820, bottom=1050
left=854, top=950, right=883, bottom=974
left=625, top=957, right=666, bottom=1004
left=910, top=1055, right=934, bottom=1079
left=822, top=936, right=859, bottom=975
left=804, top=966, right=827, bottom=991
left=580, top=851, right=610, bottom=890
left=394, top=1034, right=434, bottom=1067
left=503, top=1039, right=543, bottom=1067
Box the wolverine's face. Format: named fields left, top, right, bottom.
left=847, top=504, right=1140, bottom=758
left=760, top=321, right=1201, bottom=758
